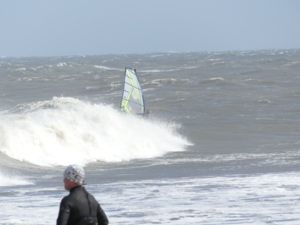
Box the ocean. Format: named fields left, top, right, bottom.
left=1, top=49, right=300, bottom=224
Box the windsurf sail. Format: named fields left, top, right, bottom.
left=120, top=67, right=145, bottom=115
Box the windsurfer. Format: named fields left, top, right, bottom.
left=56, top=165, right=109, bottom=225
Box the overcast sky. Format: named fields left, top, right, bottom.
left=0, top=0, right=299, bottom=57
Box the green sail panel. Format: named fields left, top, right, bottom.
left=120, top=68, right=145, bottom=114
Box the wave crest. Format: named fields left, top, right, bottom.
left=0, top=97, right=191, bottom=166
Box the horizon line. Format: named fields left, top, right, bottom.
left=1, top=48, right=300, bottom=59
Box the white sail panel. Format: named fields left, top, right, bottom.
left=121, top=68, right=145, bottom=114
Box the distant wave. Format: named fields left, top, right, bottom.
left=92, top=65, right=198, bottom=73
left=0, top=97, right=191, bottom=167
left=208, top=77, right=225, bottom=81
left=140, top=66, right=199, bottom=73
left=140, top=69, right=179, bottom=73
left=198, top=77, right=245, bottom=87
left=15, top=67, right=27, bottom=71
left=152, top=150, right=300, bottom=168
left=93, top=65, right=123, bottom=71
left=147, top=78, right=190, bottom=86
left=56, top=62, right=68, bottom=67
left=199, top=77, right=226, bottom=84
left=0, top=172, right=32, bottom=186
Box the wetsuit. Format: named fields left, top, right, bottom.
left=57, top=186, right=109, bottom=225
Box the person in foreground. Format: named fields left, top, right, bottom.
left=57, top=164, right=109, bottom=225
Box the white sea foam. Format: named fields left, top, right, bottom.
left=85, top=86, right=100, bottom=91
left=149, top=150, right=300, bottom=168
left=148, top=78, right=190, bottom=87
left=0, top=172, right=32, bottom=186
left=140, top=66, right=198, bottom=73
left=56, top=62, right=67, bottom=67
left=209, top=77, right=225, bottom=81
left=140, top=69, right=177, bottom=73
left=0, top=97, right=191, bottom=166
left=93, top=65, right=123, bottom=71
left=150, top=78, right=178, bottom=85
left=96, top=172, right=300, bottom=225
left=15, top=67, right=27, bottom=71
left=3, top=172, right=300, bottom=224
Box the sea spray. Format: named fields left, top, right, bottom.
left=0, top=172, right=32, bottom=186
left=0, top=97, right=192, bottom=166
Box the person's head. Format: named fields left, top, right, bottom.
left=63, top=164, right=85, bottom=190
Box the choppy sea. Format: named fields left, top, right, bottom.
left=1, top=49, right=300, bottom=224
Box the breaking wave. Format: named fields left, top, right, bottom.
left=0, top=97, right=191, bottom=167
left=0, top=172, right=32, bottom=186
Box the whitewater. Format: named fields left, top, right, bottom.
left=0, top=97, right=190, bottom=166
left=1, top=50, right=300, bottom=224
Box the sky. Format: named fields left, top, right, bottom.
left=0, top=0, right=299, bottom=57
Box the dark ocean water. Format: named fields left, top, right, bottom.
left=1, top=49, right=300, bottom=224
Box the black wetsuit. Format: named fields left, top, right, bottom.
left=57, top=186, right=109, bottom=225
